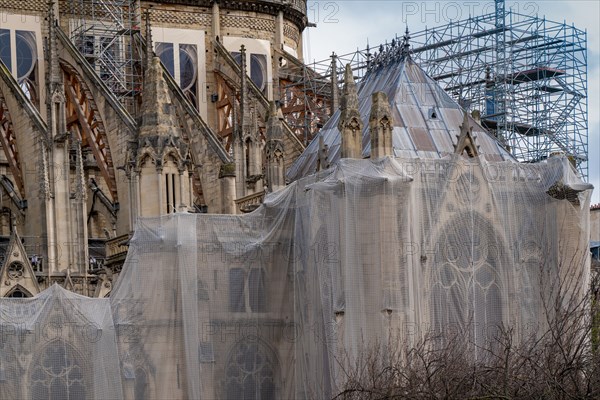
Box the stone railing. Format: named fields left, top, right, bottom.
left=235, top=191, right=265, bottom=213
left=106, top=234, right=130, bottom=261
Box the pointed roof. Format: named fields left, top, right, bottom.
left=266, top=101, right=284, bottom=140
left=139, top=56, right=180, bottom=138
left=0, top=229, right=40, bottom=297
left=287, top=53, right=514, bottom=181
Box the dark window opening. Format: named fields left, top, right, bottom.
left=229, top=268, right=246, bottom=312
left=249, top=268, right=266, bottom=313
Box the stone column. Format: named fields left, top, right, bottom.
left=219, top=162, right=236, bottom=214
left=212, top=1, right=221, bottom=40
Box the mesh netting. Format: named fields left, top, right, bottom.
left=0, top=155, right=592, bottom=399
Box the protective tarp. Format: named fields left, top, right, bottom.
left=111, top=154, right=591, bottom=399
left=0, top=284, right=122, bottom=399
left=0, top=155, right=592, bottom=399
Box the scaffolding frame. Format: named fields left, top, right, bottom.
left=278, top=51, right=334, bottom=145
left=67, top=0, right=142, bottom=114
left=307, top=10, right=588, bottom=178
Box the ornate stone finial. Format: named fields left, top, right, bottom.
left=369, top=91, right=394, bottom=159
left=266, top=101, right=284, bottom=140
left=454, top=110, right=479, bottom=157
left=139, top=56, right=178, bottom=137
left=48, top=0, right=60, bottom=87
left=239, top=45, right=251, bottom=129
left=330, top=52, right=339, bottom=113
left=402, top=26, right=411, bottom=58
left=338, top=64, right=363, bottom=159
left=145, top=10, right=153, bottom=69
left=265, top=101, right=285, bottom=191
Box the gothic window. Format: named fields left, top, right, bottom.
left=431, top=213, right=505, bottom=347
left=30, top=342, right=85, bottom=400
left=6, top=286, right=31, bottom=298
left=230, top=51, right=268, bottom=92
left=179, top=44, right=198, bottom=103
left=250, top=54, right=267, bottom=92
left=7, top=262, right=25, bottom=280
left=229, top=268, right=246, bottom=312
left=229, top=268, right=267, bottom=313
left=155, top=42, right=175, bottom=76
left=248, top=268, right=266, bottom=313
left=226, top=341, right=276, bottom=400
left=156, top=42, right=199, bottom=109
left=0, top=29, right=38, bottom=104
left=0, top=29, right=12, bottom=71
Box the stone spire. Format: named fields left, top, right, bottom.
left=138, top=10, right=179, bottom=137
left=330, top=52, right=339, bottom=113
left=139, top=56, right=179, bottom=137
left=145, top=10, right=154, bottom=69
left=265, top=101, right=286, bottom=192
left=125, top=14, right=192, bottom=217
left=338, top=64, right=363, bottom=159
left=369, top=91, right=394, bottom=159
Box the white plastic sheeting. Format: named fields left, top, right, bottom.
left=0, top=285, right=122, bottom=399
left=0, top=155, right=592, bottom=399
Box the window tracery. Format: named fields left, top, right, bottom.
left=226, top=341, right=276, bottom=400
left=431, top=213, right=505, bottom=347
left=30, top=342, right=85, bottom=400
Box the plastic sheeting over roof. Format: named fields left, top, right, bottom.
left=287, top=56, right=514, bottom=182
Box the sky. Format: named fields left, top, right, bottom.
left=303, top=0, right=600, bottom=204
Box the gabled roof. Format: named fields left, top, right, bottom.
left=287, top=55, right=514, bottom=182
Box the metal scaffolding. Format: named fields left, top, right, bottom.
left=307, top=9, right=588, bottom=178
left=67, top=0, right=142, bottom=114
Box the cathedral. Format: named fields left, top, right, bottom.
left=0, top=0, right=309, bottom=296
left=0, top=0, right=593, bottom=399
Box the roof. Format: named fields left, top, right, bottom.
left=287, top=55, right=515, bottom=182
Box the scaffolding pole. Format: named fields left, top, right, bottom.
left=67, top=0, right=143, bottom=115
left=303, top=11, right=588, bottom=178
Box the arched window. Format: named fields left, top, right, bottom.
left=6, top=286, right=30, bottom=298
left=229, top=268, right=266, bottom=313
left=30, top=342, right=85, bottom=400
left=431, top=213, right=505, bottom=348
left=226, top=341, right=276, bottom=400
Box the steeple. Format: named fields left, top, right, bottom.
left=139, top=17, right=179, bottom=138
left=124, top=15, right=193, bottom=217
left=338, top=64, right=363, bottom=159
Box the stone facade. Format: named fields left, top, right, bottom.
left=0, top=0, right=308, bottom=297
